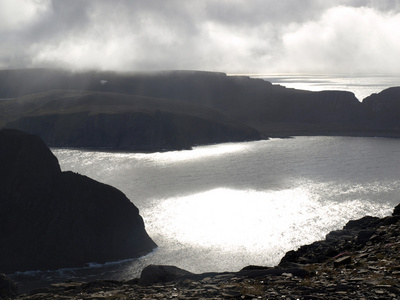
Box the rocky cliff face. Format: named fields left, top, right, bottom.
left=6, top=110, right=262, bottom=151
left=2, top=87, right=262, bottom=151
left=361, top=87, right=400, bottom=130
left=1, top=69, right=400, bottom=150
left=0, top=129, right=156, bottom=274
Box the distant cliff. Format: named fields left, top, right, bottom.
left=0, top=129, right=157, bottom=273
left=361, top=87, right=400, bottom=131
left=1, top=88, right=262, bottom=151
left=1, top=69, right=400, bottom=151
left=6, top=110, right=262, bottom=151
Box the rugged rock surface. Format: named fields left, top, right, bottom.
left=279, top=203, right=400, bottom=267
left=12, top=203, right=400, bottom=299
left=0, top=129, right=156, bottom=274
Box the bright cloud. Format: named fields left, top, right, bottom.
left=0, top=0, right=50, bottom=31
left=279, top=6, right=400, bottom=73
left=1, top=0, right=400, bottom=74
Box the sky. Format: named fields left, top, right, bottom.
left=1, top=0, right=400, bottom=74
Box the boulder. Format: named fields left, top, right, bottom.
left=139, top=265, right=194, bottom=286
left=343, top=216, right=381, bottom=230
left=0, top=129, right=157, bottom=273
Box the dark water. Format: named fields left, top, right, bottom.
left=10, top=136, right=400, bottom=292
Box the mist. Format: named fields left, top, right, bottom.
left=1, top=0, right=400, bottom=74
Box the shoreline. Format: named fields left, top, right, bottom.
left=8, top=202, right=400, bottom=299
left=47, top=132, right=400, bottom=154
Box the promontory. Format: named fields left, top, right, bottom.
left=0, top=128, right=157, bottom=274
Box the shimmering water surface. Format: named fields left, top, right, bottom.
left=256, top=74, right=400, bottom=101
left=10, top=136, right=400, bottom=291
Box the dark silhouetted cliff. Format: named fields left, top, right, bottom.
left=361, top=87, right=400, bottom=131
left=2, top=89, right=262, bottom=151
left=1, top=69, right=400, bottom=150
left=0, top=129, right=157, bottom=274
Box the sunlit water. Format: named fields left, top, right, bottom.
left=255, top=74, right=400, bottom=101
left=11, top=137, right=400, bottom=292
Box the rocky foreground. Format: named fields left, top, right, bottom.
left=3, top=203, right=398, bottom=299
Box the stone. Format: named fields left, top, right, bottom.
left=139, top=265, right=194, bottom=286
left=355, top=230, right=376, bottom=245
left=333, top=256, right=352, bottom=268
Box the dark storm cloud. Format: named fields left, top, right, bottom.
left=32, top=1, right=92, bottom=38
left=1, top=0, right=400, bottom=73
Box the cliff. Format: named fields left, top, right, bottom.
left=1, top=89, right=262, bottom=151
left=361, top=87, right=400, bottom=131
left=0, top=129, right=157, bottom=274
left=1, top=69, right=400, bottom=151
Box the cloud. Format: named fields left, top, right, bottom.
left=279, top=6, right=400, bottom=73
left=1, top=0, right=400, bottom=73
left=0, top=0, right=50, bottom=32
left=0, top=0, right=51, bottom=68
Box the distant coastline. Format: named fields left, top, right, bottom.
left=1, top=68, right=400, bottom=152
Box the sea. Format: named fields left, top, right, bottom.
left=255, top=73, right=400, bottom=101
left=9, top=74, right=400, bottom=292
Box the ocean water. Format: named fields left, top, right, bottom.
left=11, top=136, right=400, bottom=292
left=9, top=75, right=400, bottom=291
left=256, top=74, right=400, bottom=101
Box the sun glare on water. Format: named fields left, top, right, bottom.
left=52, top=137, right=399, bottom=272
left=143, top=187, right=388, bottom=261
left=133, top=142, right=252, bottom=164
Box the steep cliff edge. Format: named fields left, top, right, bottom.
left=2, top=89, right=262, bottom=151
left=361, top=87, right=400, bottom=131
left=0, top=129, right=157, bottom=274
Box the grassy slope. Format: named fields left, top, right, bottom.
left=1, top=89, right=251, bottom=129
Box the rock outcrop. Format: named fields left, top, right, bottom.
left=0, top=129, right=157, bottom=274
left=139, top=265, right=195, bottom=286
left=279, top=203, right=400, bottom=267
